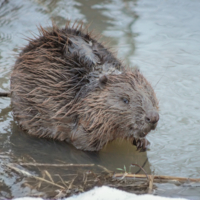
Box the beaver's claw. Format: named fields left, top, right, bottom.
left=132, top=138, right=150, bottom=152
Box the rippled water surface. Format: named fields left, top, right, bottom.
left=0, top=0, right=200, bottom=199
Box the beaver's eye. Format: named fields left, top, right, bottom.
left=123, top=98, right=129, bottom=104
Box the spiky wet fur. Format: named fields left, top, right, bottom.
left=11, top=22, right=159, bottom=151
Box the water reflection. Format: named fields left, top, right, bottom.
left=10, top=122, right=150, bottom=174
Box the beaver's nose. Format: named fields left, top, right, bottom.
left=145, top=111, right=159, bottom=124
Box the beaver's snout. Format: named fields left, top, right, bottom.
left=145, top=111, right=159, bottom=125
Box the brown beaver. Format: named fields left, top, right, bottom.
left=11, top=22, right=159, bottom=151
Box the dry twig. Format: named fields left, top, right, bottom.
left=7, top=164, right=65, bottom=189
left=0, top=92, right=10, bottom=97
left=113, top=174, right=200, bottom=183
left=19, top=163, right=94, bottom=167
left=131, top=164, right=148, bottom=180
left=148, top=175, right=154, bottom=194
left=97, top=164, right=113, bottom=174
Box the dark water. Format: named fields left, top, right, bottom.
left=0, top=0, right=200, bottom=199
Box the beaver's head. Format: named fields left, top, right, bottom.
left=73, top=68, right=159, bottom=150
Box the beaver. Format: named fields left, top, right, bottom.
left=10, top=22, right=159, bottom=151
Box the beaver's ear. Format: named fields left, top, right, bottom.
left=99, top=75, right=108, bottom=88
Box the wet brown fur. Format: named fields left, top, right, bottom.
left=11, top=22, right=159, bottom=151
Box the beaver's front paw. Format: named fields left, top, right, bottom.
left=132, top=138, right=150, bottom=152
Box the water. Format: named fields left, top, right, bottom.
left=0, top=0, right=200, bottom=199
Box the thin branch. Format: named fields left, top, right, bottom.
left=97, top=164, right=113, bottom=174
left=131, top=163, right=148, bottom=180
left=148, top=175, right=154, bottom=194
left=113, top=174, right=200, bottom=183
left=7, top=164, right=65, bottom=189
left=43, top=170, right=54, bottom=183
left=19, top=163, right=95, bottom=167
left=57, top=174, right=68, bottom=187
left=68, top=175, right=78, bottom=190
left=0, top=92, right=10, bottom=97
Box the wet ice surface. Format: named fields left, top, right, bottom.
left=0, top=0, right=200, bottom=199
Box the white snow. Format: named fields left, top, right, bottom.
left=15, top=186, right=187, bottom=200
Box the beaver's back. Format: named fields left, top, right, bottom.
left=11, top=23, right=122, bottom=140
